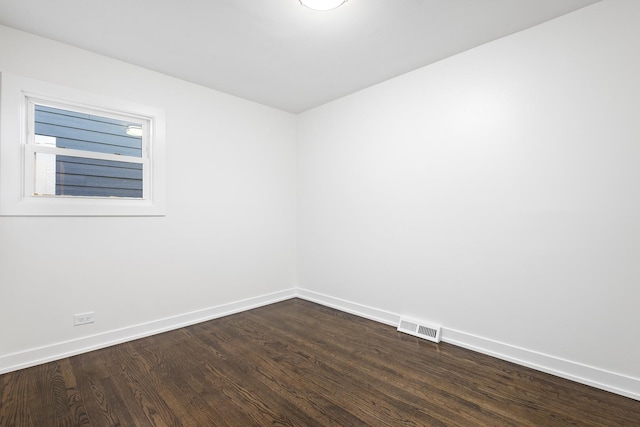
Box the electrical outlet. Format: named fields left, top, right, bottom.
left=74, top=312, right=95, bottom=326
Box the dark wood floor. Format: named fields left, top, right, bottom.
left=1, top=299, right=639, bottom=426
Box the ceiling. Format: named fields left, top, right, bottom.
left=0, top=0, right=600, bottom=113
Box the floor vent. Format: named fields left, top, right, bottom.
left=397, top=317, right=441, bottom=343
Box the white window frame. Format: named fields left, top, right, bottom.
left=0, top=73, right=166, bottom=216
left=26, top=98, right=150, bottom=200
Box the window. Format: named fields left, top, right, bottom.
left=31, top=103, right=145, bottom=198
left=0, top=73, right=165, bottom=216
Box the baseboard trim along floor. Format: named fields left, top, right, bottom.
left=2, top=286, right=638, bottom=402
left=0, top=288, right=297, bottom=375
left=295, top=288, right=640, bottom=402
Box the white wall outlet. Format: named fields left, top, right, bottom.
left=74, top=312, right=95, bottom=326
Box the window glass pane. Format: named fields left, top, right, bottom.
left=34, top=105, right=143, bottom=157
left=35, top=153, right=143, bottom=198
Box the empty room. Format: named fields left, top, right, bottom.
left=1, top=0, right=639, bottom=425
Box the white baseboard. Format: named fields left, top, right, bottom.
left=0, top=288, right=297, bottom=375
left=296, top=288, right=640, bottom=402
left=296, top=288, right=400, bottom=326
left=4, top=286, right=639, bottom=402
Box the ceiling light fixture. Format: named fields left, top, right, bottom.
left=299, top=0, right=347, bottom=11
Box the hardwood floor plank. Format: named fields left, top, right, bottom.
left=240, top=305, right=510, bottom=426
left=1, top=298, right=639, bottom=426
left=112, top=343, right=185, bottom=427
left=198, top=330, right=331, bottom=426
left=229, top=316, right=444, bottom=424
left=166, top=331, right=258, bottom=426
left=207, top=329, right=370, bottom=426
left=259, top=299, right=640, bottom=426
left=0, top=370, right=35, bottom=427
left=57, top=358, right=91, bottom=427
left=242, top=303, right=514, bottom=423
left=131, top=333, right=239, bottom=427
left=68, top=348, right=146, bottom=427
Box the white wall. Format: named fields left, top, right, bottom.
left=0, top=25, right=297, bottom=369
left=298, top=0, right=640, bottom=398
